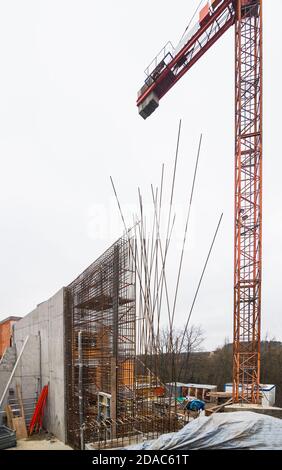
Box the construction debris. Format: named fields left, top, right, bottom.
left=11, top=417, right=27, bottom=440
left=126, top=411, right=282, bottom=450
left=2, top=383, right=28, bottom=440
left=0, top=425, right=16, bottom=450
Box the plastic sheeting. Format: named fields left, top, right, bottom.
left=126, top=412, right=282, bottom=450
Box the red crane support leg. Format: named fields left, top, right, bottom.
left=233, top=0, right=263, bottom=404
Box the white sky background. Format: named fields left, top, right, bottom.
left=0, top=1, right=281, bottom=350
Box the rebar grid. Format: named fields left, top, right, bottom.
left=65, top=236, right=136, bottom=448
left=65, top=235, right=181, bottom=449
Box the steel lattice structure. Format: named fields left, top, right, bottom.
left=137, top=0, right=263, bottom=403
left=233, top=0, right=262, bottom=403
left=65, top=234, right=182, bottom=449
left=65, top=236, right=136, bottom=448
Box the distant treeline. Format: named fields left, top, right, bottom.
left=176, top=341, right=282, bottom=407
left=138, top=340, right=282, bottom=407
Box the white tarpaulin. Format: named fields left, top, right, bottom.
left=126, top=412, right=282, bottom=450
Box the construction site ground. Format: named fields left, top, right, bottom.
left=7, top=433, right=72, bottom=450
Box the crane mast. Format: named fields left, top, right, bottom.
left=137, top=0, right=262, bottom=404
left=233, top=0, right=262, bottom=403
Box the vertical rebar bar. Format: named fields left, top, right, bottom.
left=78, top=330, right=84, bottom=450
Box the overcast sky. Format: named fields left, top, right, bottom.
left=0, top=1, right=281, bottom=350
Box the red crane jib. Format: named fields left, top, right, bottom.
left=137, top=0, right=259, bottom=120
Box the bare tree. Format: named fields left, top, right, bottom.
left=158, top=325, right=205, bottom=383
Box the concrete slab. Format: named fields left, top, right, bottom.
left=225, top=403, right=282, bottom=419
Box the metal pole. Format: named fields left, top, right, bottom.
left=111, top=245, right=119, bottom=439
left=78, top=330, right=84, bottom=450
left=38, top=330, right=42, bottom=392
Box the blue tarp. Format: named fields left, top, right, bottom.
left=186, top=399, right=205, bottom=411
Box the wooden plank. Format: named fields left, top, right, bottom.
left=12, top=416, right=28, bottom=439
left=205, top=398, right=233, bottom=416
left=207, top=391, right=232, bottom=397
left=5, top=404, right=14, bottom=429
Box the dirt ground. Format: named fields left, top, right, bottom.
left=7, top=433, right=72, bottom=450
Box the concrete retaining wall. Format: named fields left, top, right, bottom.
left=13, top=288, right=66, bottom=442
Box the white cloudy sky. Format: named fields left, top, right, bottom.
left=0, top=1, right=281, bottom=350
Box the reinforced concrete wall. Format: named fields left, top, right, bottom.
left=13, top=288, right=66, bottom=442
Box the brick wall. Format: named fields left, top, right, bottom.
left=0, top=320, right=13, bottom=357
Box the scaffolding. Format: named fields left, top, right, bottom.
left=65, top=233, right=187, bottom=449
left=65, top=236, right=136, bottom=448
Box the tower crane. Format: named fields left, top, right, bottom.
left=137, top=0, right=262, bottom=404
